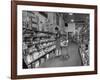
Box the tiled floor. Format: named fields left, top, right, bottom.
left=39, top=42, right=82, bottom=68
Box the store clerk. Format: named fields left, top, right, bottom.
left=55, top=27, right=61, bottom=56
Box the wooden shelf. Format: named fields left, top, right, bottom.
left=32, top=39, right=55, bottom=45
left=28, top=47, right=56, bottom=65
left=29, top=43, right=55, bottom=55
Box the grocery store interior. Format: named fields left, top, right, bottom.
left=22, top=11, right=89, bottom=68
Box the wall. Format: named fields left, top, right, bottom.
left=0, top=0, right=100, bottom=80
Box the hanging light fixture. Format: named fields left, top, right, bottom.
left=65, top=23, right=68, bottom=27
left=71, top=19, right=74, bottom=22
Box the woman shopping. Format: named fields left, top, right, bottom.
left=55, top=27, right=61, bottom=56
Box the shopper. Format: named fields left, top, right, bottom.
left=55, top=27, right=61, bottom=56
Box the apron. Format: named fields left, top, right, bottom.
left=55, top=31, right=61, bottom=50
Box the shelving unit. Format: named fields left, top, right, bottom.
left=22, top=11, right=60, bottom=68
left=23, top=29, right=57, bottom=68
left=78, top=24, right=89, bottom=66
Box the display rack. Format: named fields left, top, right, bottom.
left=78, top=24, right=89, bottom=66
left=23, top=29, right=57, bottom=68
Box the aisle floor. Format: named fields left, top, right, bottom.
left=39, top=42, right=82, bottom=68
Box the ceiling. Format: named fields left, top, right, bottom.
left=63, top=13, right=89, bottom=23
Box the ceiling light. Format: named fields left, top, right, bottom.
left=71, top=19, right=74, bottom=22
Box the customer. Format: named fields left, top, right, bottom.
left=55, top=27, right=61, bottom=56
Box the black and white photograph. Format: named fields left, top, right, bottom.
left=22, top=11, right=90, bottom=69
left=11, top=1, right=97, bottom=79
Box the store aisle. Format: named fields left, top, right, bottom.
left=39, top=42, right=82, bottom=68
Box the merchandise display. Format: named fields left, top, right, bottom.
left=78, top=23, right=89, bottom=65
